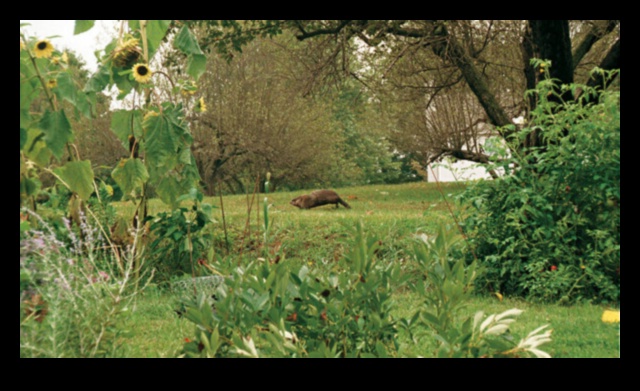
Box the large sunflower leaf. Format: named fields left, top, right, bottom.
left=56, top=72, right=92, bottom=119
left=84, top=63, right=112, bottom=93
left=111, top=109, right=143, bottom=148
left=187, top=54, right=207, bottom=81
left=111, top=158, right=149, bottom=196
left=39, top=109, right=73, bottom=161
left=74, top=20, right=95, bottom=35
left=155, top=175, right=184, bottom=210
left=23, top=128, right=51, bottom=167
left=129, top=20, right=171, bottom=60
left=174, top=26, right=204, bottom=55
left=54, top=160, right=95, bottom=201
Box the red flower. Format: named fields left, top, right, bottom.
left=286, top=312, right=297, bottom=322
left=551, top=265, right=557, bottom=271
left=184, top=338, right=191, bottom=343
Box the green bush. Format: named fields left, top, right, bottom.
left=460, top=74, right=620, bottom=304
left=177, top=222, right=552, bottom=358
left=145, top=200, right=216, bottom=284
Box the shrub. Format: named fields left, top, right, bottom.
left=177, top=223, right=552, bottom=358
left=460, top=75, right=620, bottom=303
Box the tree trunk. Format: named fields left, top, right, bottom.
left=587, top=37, right=620, bottom=90
left=529, top=20, right=574, bottom=88
left=430, top=22, right=513, bottom=133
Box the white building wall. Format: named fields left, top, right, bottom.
left=427, top=158, right=494, bottom=182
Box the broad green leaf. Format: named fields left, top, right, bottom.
left=144, top=114, right=178, bottom=173
left=187, top=54, right=207, bottom=81
left=20, top=177, right=39, bottom=197
left=155, top=175, right=183, bottom=209
left=111, top=158, right=149, bottom=196
left=74, top=20, right=95, bottom=35
left=54, top=160, right=95, bottom=201
left=144, top=20, right=171, bottom=59
left=174, top=26, right=204, bottom=55
left=39, top=110, right=73, bottom=161
left=144, top=104, right=192, bottom=173
left=55, top=72, right=92, bottom=118
left=20, top=70, right=38, bottom=111
left=178, top=147, right=192, bottom=165
left=375, top=341, right=388, bottom=358
left=23, top=128, right=51, bottom=167
left=111, top=109, right=143, bottom=148
left=84, top=63, right=111, bottom=93
left=55, top=72, right=77, bottom=105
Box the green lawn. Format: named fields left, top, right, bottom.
left=114, top=181, right=619, bottom=358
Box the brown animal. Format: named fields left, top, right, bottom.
left=290, top=190, right=351, bottom=210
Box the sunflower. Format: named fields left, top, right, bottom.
left=132, top=63, right=153, bottom=83
left=34, top=39, right=54, bottom=58
left=196, top=97, right=207, bottom=113
left=47, top=79, right=57, bottom=89
left=112, top=37, right=142, bottom=68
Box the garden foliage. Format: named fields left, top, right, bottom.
left=461, top=71, right=620, bottom=303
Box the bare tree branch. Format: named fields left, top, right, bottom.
left=294, top=20, right=353, bottom=40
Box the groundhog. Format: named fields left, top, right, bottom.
left=290, top=189, right=351, bottom=210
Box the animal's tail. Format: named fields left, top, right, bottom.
left=339, top=198, right=351, bottom=209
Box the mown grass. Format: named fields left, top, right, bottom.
left=115, top=181, right=619, bottom=358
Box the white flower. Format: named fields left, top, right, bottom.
left=512, top=116, right=526, bottom=125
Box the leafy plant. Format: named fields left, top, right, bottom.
left=177, top=221, right=407, bottom=357
left=408, top=225, right=552, bottom=358
left=145, top=189, right=216, bottom=283
left=177, top=222, right=551, bottom=357
left=460, top=70, right=620, bottom=304
left=20, top=209, right=151, bottom=357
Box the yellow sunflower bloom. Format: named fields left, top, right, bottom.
left=132, top=63, right=153, bottom=83
left=196, top=97, right=207, bottom=113
left=601, top=310, right=620, bottom=324
left=47, top=79, right=57, bottom=89
left=34, top=39, right=54, bottom=58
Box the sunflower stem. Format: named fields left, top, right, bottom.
left=20, top=33, right=57, bottom=112
left=21, top=33, right=77, bottom=162
left=139, top=20, right=149, bottom=62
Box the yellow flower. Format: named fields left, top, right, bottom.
left=132, top=63, right=153, bottom=83
left=61, top=51, right=69, bottom=64
left=196, top=97, right=207, bottom=113
left=601, top=310, right=620, bottom=324
left=20, top=40, right=25, bottom=51
left=47, top=79, right=57, bottom=89
left=34, top=39, right=54, bottom=58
